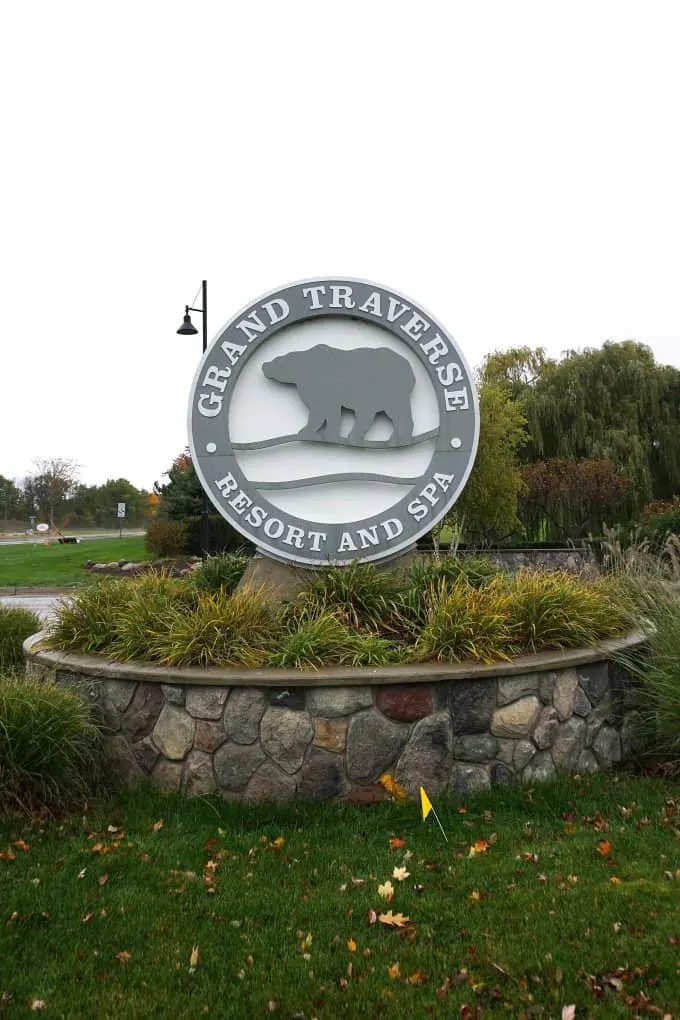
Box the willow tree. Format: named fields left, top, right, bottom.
left=481, top=341, right=680, bottom=513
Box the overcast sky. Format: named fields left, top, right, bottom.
left=2, top=1, right=679, bottom=492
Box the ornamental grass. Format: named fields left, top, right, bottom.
left=45, top=563, right=632, bottom=668
left=0, top=605, right=41, bottom=670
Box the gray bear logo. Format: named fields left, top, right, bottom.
left=262, top=344, right=415, bottom=447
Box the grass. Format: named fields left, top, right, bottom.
left=1, top=773, right=679, bottom=1017
left=0, top=537, right=148, bottom=588
left=0, top=606, right=41, bottom=670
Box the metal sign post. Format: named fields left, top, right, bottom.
left=117, top=502, right=126, bottom=539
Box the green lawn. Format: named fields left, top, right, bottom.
left=0, top=537, right=148, bottom=588
left=1, top=774, right=679, bottom=1017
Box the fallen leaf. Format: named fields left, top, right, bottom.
left=30, top=1000, right=46, bottom=1011
left=392, top=867, right=410, bottom=882
left=469, top=839, right=489, bottom=856
left=266, top=1001, right=279, bottom=1012
left=299, top=932, right=312, bottom=952
left=378, top=911, right=410, bottom=928
left=389, top=838, right=405, bottom=850
left=190, top=945, right=199, bottom=970
left=98, top=874, right=109, bottom=886
left=115, top=951, right=131, bottom=964
left=77, top=868, right=86, bottom=880
left=378, top=880, right=394, bottom=902
left=271, top=836, right=285, bottom=849
left=367, top=908, right=378, bottom=925
left=561, top=1006, right=576, bottom=1020
left=14, top=840, right=30, bottom=852
left=152, top=820, right=164, bottom=833
left=0, top=851, right=16, bottom=862
left=387, top=962, right=400, bottom=979
left=597, top=840, right=613, bottom=856
left=407, top=969, right=427, bottom=984
left=610, top=876, right=622, bottom=885
left=347, top=937, right=357, bottom=952
left=82, top=912, right=93, bottom=924
left=469, top=890, right=481, bottom=902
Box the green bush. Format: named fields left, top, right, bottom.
left=185, top=515, right=255, bottom=557
left=268, top=612, right=402, bottom=669
left=407, top=555, right=499, bottom=590
left=0, top=673, right=101, bottom=814
left=639, top=508, right=680, bottom=547
left=302, top=562, right=404, bottom=633
left=145, top=519, right=188, bottom=558
left=189, top=552, right=250, bottom=594
left=0, top=606, right=41, bottom=670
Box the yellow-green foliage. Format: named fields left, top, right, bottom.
left=0, top=606, right=41, bottom=670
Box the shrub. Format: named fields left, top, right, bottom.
left=0, top=606, right=41, bottom=670
left=639, top=508, right=680, bottom=548
left=0, top=673, right=101, bottom=814
left=412, top=580, right=512, bottom=663
left=184, top=515, right=255, bottom=557
left=268, top=613, right=402, bottom=669
left=190, top=552, right=250, bottom=594
left=302, top=562, right=404, bottom=632
left=145, top=520, right=188, bottom=558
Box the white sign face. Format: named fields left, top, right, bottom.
left=117, top=503, right=126, bottom=518
left=36, top=523, right=49, bottom=533
left=188, top=279, right=480, bottom=566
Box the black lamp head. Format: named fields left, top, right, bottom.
left=177, top=306, right=198, bottom=335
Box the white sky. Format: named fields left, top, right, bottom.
left=1, top=1, right=679, bottom=492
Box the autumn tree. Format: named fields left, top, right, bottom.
left=518, top=459, right=634, bottom=540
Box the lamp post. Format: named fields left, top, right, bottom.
left=177, top=280, right=210, bottom=558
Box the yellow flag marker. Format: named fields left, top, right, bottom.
left=420, top=786, right=433, bottom=820
left=419, top=786, right=448, bottom=842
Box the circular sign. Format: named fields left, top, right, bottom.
left=188, top=279, right=479, bottom=566
left=36, top=523, right=49, bottom=533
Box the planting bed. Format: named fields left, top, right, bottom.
left=24, top=632, right=645, bottom=802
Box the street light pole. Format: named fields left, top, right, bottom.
left=177, top=280, right=210, bottom=558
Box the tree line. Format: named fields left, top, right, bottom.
left=0, top=458, right=154, bottom=531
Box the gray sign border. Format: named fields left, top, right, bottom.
left=187, top=277, right=480, bottom=566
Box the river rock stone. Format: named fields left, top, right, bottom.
left=449, top=763, right=490, bottom=796
left=260, top=707, right=314, bottom=774
left=448, top=679, right=497, bottom=734
left=214, top=741, right=266, bottom=792
left=538, top=671, right=556, bottom=705
left=152, top=758, right=183, bottom=792
left=194, top=720, right=227, bottom=753
left=576, top=749, right=599, bottom=774
left=533, top=706, right=560, bottom=750
left=551, top=717, right=586, bottom=770
left=585, top=699, right=615, bottom=746
left=244, top=761, right=296, bottom=803
left=223, top=689, right=267, bottom=744
left=182, top=750, right=216, bottom=796
left=395, top=711, right=453, bottom=795
left=496, top=739, right=515, bottom=765
left=185, top=687, right=229, bottom=720
left=307, top=687, right=373, bottom=718
left=152, top=705, right=195, bottom=760
left=132, top=736, right=159, bottom=774
left=572, top=686, right=592, bottom=717
left=376, top=685, right=432, bottom=721
left=514, top=739, right=536, bottom=769
left=268, top=688, right=306, bottom=711
left=120, top=683, right=164, bottom=742
left=313, top=717, right=348, bottom=753
left=346, top=710, right=408, bottom=783
left=522, top=750, right=556, bottom=784
left=579, top=664, right=609, bottom=704
left=102, top=679, right=136, bottom=714
left=592, top=727, right=621, bottom=767
left=161, top=684, right=185, bottom=706
left=491, top=762, right=516, bottom=786
left=553, top=669, right=578, bottom=721
left=491, top=696, right=540, bottom=738
left=497, top=674, right=539, bottom=707
left=298, top=748, right=345, bottom=800
left=453, top=734, right=498, bottom=762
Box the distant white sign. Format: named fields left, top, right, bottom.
left=117, top=503, right=126, bottom=518
left=36, top=523, right=49, bottom=533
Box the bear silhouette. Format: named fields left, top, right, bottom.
left=262, top=344, right=415, bottom=446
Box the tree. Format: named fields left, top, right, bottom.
left=29, top=458, right=79, bottom=527
left=154, top=451, right=203, bottom=520
left=0, top=475, right=25, bottom=527
left=446, top=383, right=528, bottom=545
left=518, top=459, right=634, bottom=540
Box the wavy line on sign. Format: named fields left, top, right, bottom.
left=251, top=473, right=423, bottom=491
left=231, top=427, right=439, bottom=452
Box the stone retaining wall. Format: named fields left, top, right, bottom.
left=24, top=633, right=644, bottom=803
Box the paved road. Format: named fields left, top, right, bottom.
left=0, top=593, right=65, bottom=623
left=0, top=530, right=145, bottom=546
